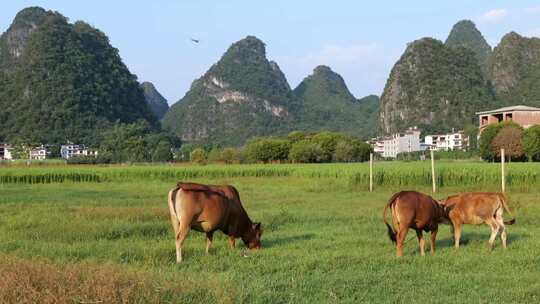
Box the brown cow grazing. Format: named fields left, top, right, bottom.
left=168, top=182, right=262, bottom=262
left=441, top=192, right=515, bottom=250
left=383, top=191, right=446, bottom=257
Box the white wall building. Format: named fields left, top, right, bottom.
left=372, top=127, right=422, bottom=158
left=425, top=131, right=467, bottom=151
left=61, top=144, right=98, bottom=159
left=0, top=143, right=12, bottom=160
left=29, top=145, right=50, bottom=160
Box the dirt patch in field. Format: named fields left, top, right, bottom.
left=0, top=255, right=193, bottom=304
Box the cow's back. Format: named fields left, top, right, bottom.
left=393, top=191, right=440, bottom=231
left=173, top=186, right=230, bottom=233
left=446, top=192, right=502, bottom=224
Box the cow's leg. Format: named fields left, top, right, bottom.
left=205, top=232, right=214, bottom=254
left=416, top=230, right=425, bottom=256
left=430, top=227, right=438, bottom=254
left=396, top=225, right=408, bottom=257
left=175, top=223, right=191, bottom=263
left=486, top=218, right=500, bottom=251
left=228, top=236, right=236, bottom=249
left=453, top=224, right=462, bottom=249
left=495, top=210, right=507, bottom=249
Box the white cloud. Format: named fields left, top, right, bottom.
left=525, top=6, right=540, bottom=14
left=525, top=28, right=540, bottom=38
left=478, top=9, right=508, bottom=23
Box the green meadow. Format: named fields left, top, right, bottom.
left=0, top=162, right=539, bottom=303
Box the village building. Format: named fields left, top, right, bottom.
left=372, top=127, right=422, bottom=158
left=60, top=144, right=98, bottom=159
left=424, top=130, right=468, bottom=151
left=0, top=143, right=12, bottom=160
left=29, top=145, right=50, bottom=160
left=477, top=105, right=540, bottom=132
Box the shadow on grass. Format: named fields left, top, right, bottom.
left=264, top=233, right=315, bottom=248
left=436, top=231, right=528, bottom=248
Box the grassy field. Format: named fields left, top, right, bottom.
left=1, top=163, right=539, bottom=303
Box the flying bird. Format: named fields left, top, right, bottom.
left=190, top=38, right=200, bottom=43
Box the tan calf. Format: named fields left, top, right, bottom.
left=441, top=192, right=515, bottom=250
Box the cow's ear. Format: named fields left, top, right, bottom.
left=255, top=222, right=261, bottom=230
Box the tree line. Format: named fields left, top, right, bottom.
left=185, top=131, right=373, bottom=165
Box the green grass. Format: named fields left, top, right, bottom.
left=1, top=164, right=539, bottom=303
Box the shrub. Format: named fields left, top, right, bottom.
left=221, top=148, right=236, bottom=164
left=244, top=138, right=291, bottom=163
left=190, top=148, right=207, bottom=165
left=289, top=140, right=323, bottom=163
left=491, top=125, right=524, bottom=161
left=287, top=131, right=306, bottom=143
left=207, top=146, right=222, bottom=163
left=310, top=132, right=347, bottom=162
left=334, top=139, right=372, bottom=162
left=523, top=125, right=540, bottom=161
left=479, top=121, right=520, bottom=161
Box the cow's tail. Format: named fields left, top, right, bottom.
left=168, top=185, right=182, bottom=234
left=499, top=193, right=516, bottom=225
left=383, top=193, right=399, bottom=243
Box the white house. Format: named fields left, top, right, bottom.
left=424, top=130, right=467, bottom=151
left=61, top=144, right=98, bottom=159
left=372, top=127, right=422, bottom=158
left=29, top=145, right=50, bottom=160
left=0, top=143, right=12, bottom=160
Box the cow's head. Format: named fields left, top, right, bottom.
left=244, top=222, right=263, bottom=249
left=435, top=199, right=451, bottom=223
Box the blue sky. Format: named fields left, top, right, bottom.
left=2, top=1, right=540, bottom=105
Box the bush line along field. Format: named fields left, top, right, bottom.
left=1, top=162, right=540, bottom=190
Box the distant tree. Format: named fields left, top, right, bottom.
left=287, top=131, right=306, bottom=144
left=151, top=140, right=173, bottom=162
left=177, top=144, right=195, bottom=162
left=491, top=126, right=524, bottom=161
left=10, top=143, right=30, bottom=160
left=334, top=139, right=373, bottom=162
left=244, top=138, right=291, bottom=163
left=99, top=121, right=152, bottom=163
left=463, top=124, right=479, bottom=151
left=310, top=132, right=347, bottom=162
left=190, top=148, right=207, bottom=165
left=523, top=125, right=540, bottom=161
left=289, top=140, right=323, bottom=163
left=207, top=146, right=222, bottom=163
left=334, top=140, right=355, bottom=162
left=479, top=121, right=519, bottom=161
left=221, top=148, right=236, bottom=164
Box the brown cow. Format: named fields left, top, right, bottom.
left=441, top=192, right=515, bottom=250
left=168, top=182, right=262, bottom=262
left=383, top=191, right=446, bottom=257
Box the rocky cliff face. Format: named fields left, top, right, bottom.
left=141, top=82, right=169, bottom=120
left=488, top=32, right=540, bottom=98
left=0, top=7, right=54, bottom=72
left=162, top=36, right=294, bottom=146
left=379, top=38, right=493, bottom=134
left=293, top=65, right=379, bottom=138
left=445, top=20, right=492, bottom=75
